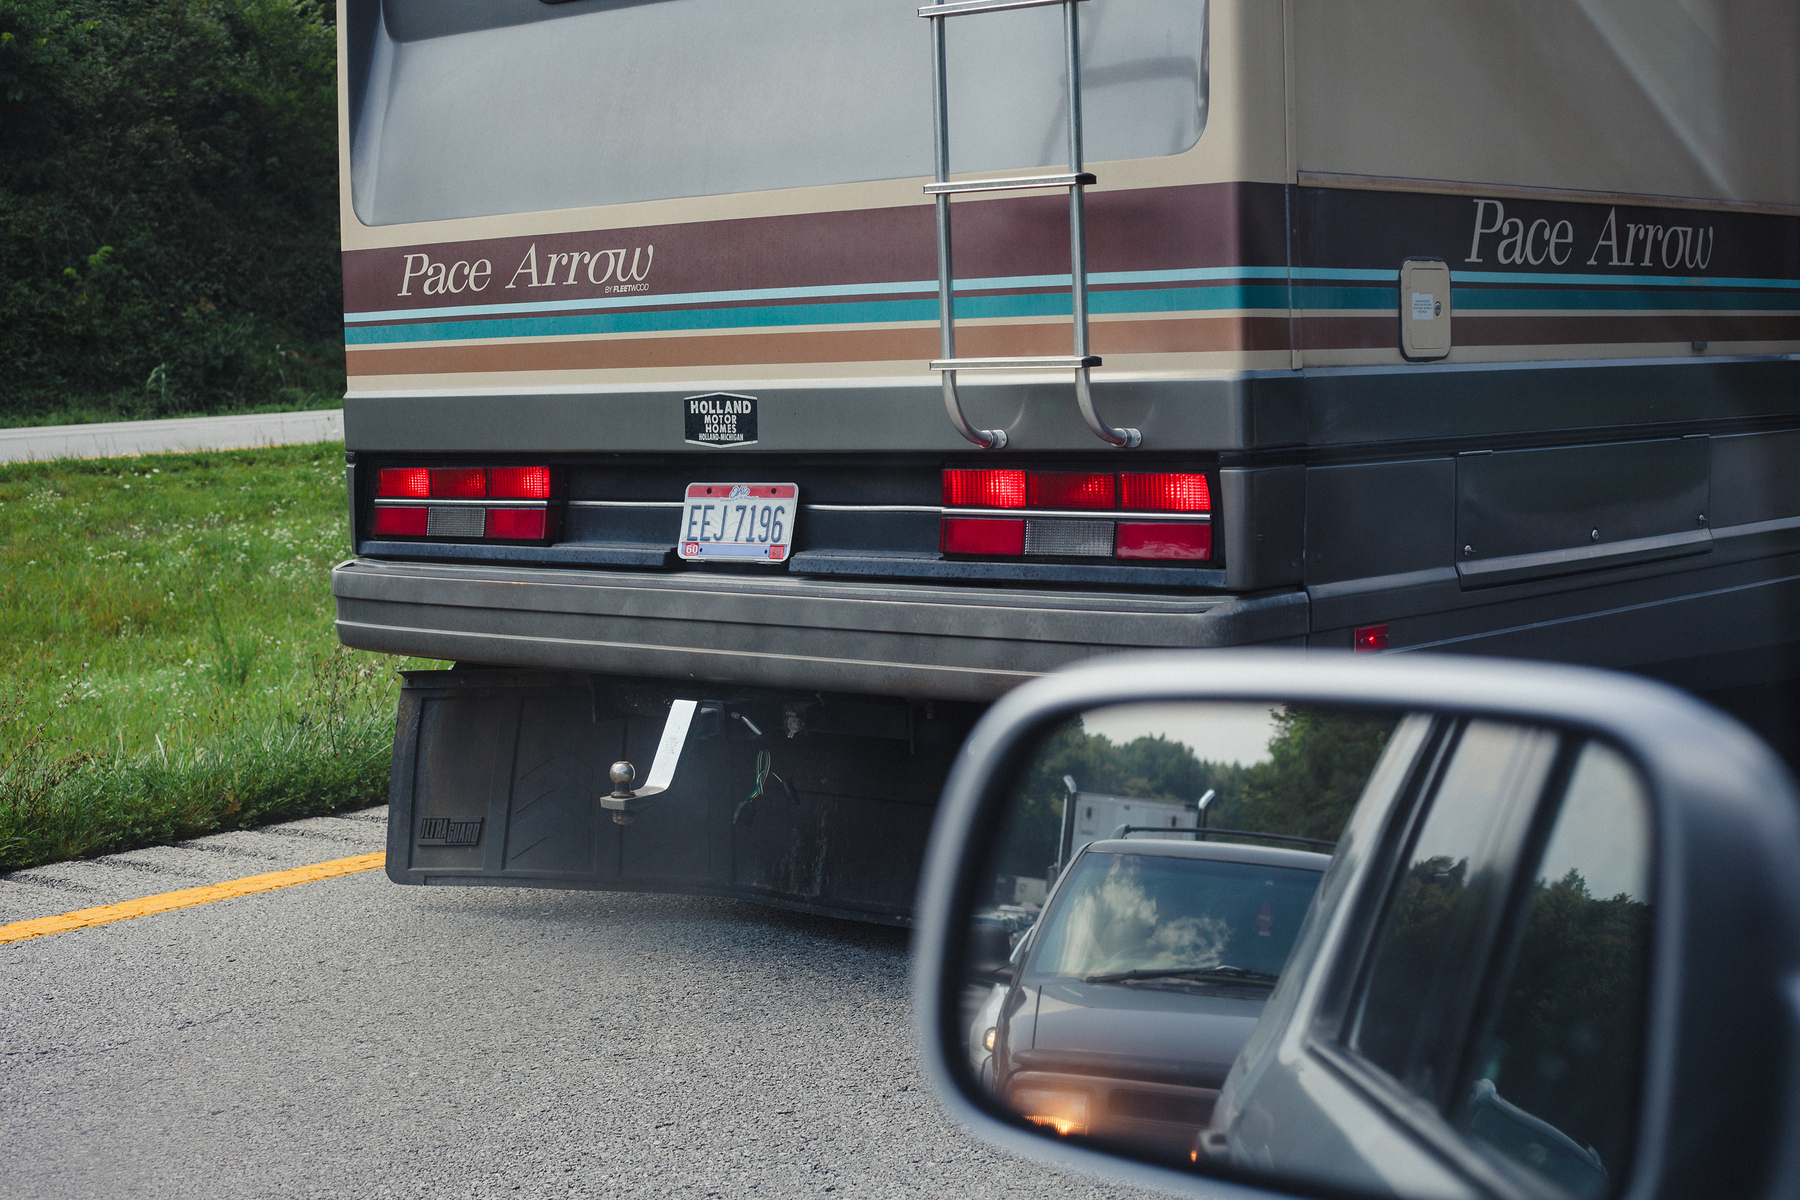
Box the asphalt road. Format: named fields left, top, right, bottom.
left=0, top=810, right=1165, bottom=1200
left=0, top=409, right=343, bottom=463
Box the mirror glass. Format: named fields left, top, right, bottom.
left=949, top=703, right=1655, bottom=1200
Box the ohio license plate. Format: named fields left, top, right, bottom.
left=679, top=483, right=797, bottom=563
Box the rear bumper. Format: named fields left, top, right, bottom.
left=331, top=557, right=1307, bottom=701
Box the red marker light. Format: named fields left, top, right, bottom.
left=1028, top=472, right=1115, bottom=510
left=1121, top=473, right=1210, bottom=512
left=430, top=467, right=488, bottom=499
left=376, top=468, right=430, bottom=499
left=488, top=466, right=552, bottom=499
left=943, top=469, right=1027, bottom=509
left=371, top=507, right=429, bottom=536
left=1354, top=624, right=1390, bottom=653
left=941, top=517, right=1025, bottom=555
left=485, top=508, right=547, bottom=540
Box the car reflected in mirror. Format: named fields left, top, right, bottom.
left=914, top=652, right=1800, bottom=1200
left=960, top=701, right=1395, bottom=1161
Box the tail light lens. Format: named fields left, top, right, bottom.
left=376, top=468, right=430, bottom=498
left=431, top=468, right=488, bottom=498
left=942, top=518, right=1025, bottom=555
left=486, top=508, right=547, bottom=540
left=1027, top=472, right=1114, bottom=509
left=940, top=468, right=1213, bottom=563
left=370, top=465, right=555, bottom=543
left=1121, top=473, right=1210, bottom=512
left=943, top=469, right=1027, bottom=508
left=489, top=466, right=552, bottom=499
left=1116, top=522, right=1211, bottom=560
left=371, top=507, right=429, bottom=536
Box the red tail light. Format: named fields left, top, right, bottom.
left=943, top=469, right=1027, bottom=508
left=942, top=518, right=1025, bottom=555
left=431, top=468, right=488, bottom=498
left=376, top=468, right=430, bottom=499
left=486, top=508, right=547, bottom=540
left=371, top=465, right=555, bottom=543
left=371, top=507, right=429, bottom=536
left=1354, top=624, right=1390, bottom=653
left=1028, top=472, right=1115, bottom=509
left=1116, top=522, right=1211, bottom=560
left=1121, top=473, right=1210, bottom=512
left=488, top=466, right=552, bottom=499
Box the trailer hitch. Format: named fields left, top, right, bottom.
left=602, top=698, right=698, bottom=824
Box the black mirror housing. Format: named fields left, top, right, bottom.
left=911, top=650, right=1800, bottom=1200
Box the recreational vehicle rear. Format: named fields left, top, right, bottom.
left=332, top=0, right=1800, bottom=922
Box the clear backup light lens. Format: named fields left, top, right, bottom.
left=430, top=467, right=488, bottom=499
left=1116, top=522, right=1211, bottom=560
left=1027, top=472, right=1115, bottom=509
left=371, top=507, right=429, bottom=536
left=941, top=517, right=1025, bottom=555
left=376, top=468, right=430, bottom=499
left=486, top=509, right=547, bottom=540
left=1121, top=472, right=1210, bottom=512
left=488, top=466, right=552, bottom=499
left=943, top=469, right=1027, bottom=509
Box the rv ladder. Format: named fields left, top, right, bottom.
left=920, top=0, right=1140, bottom=450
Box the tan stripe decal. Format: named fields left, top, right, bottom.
left=0, top=852, right=386, bottom=945
left=345, top=316, right=1293, bottom=377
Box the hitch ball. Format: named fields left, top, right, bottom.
left=609, top=761, right=638, bottom=822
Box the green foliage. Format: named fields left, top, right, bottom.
left=203, top=595, right=261, bottom=688
left=1235, top=705, right=1396, bottom=842
left=0, top=647, right=395, bottom=870
left=1479, top=869, right=1652, bottom=1154
left=994, top=720, right=1249, bottom=880
left=0, top=0, right=343, bottom=422
left=991, top=705, right=1398, bottom=882
left=0, top=444, right=441, bottom=870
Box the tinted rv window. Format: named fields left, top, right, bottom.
left=349, top=0, right=1208, bottom=225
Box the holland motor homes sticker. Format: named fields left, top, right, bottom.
left=684, top=393, right=757, bottom=447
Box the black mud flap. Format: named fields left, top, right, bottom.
left=384, top=670, right=980, bottom=925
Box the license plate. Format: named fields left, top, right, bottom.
left=679, top=483, right=797, bottom=563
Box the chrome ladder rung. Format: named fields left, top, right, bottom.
left=919, top=0, right=1087, bottom=18
left=931, top=355, right=1101, bottom=371
left=923, top=0, right=1139, bottom=450
left=924, top=172, right=1095, bottom=196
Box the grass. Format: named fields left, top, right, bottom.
left=0, top=442, right=440, bottom=872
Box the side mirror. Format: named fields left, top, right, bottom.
left=913, top=650, right=1800, bottom=1200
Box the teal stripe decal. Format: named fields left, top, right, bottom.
left=344, top=285, right=1296, bottom=346
left=343, top=265, right=1296, bottom=325
left=1453, top=288, right=1800, bottom=312
left=1451, top=269, right=1800, bottom=290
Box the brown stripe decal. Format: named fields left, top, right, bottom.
left=344, top=183, right=1286, bottom=316
left=347, top=317, right=1293, bottom=377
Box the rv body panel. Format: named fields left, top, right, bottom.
left=332, top=0, right=1800, bottom=919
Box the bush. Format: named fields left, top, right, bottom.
left=0, top=0, right=342, bottom=421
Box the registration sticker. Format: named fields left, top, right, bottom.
left=679, top=483, right=797, bottom=563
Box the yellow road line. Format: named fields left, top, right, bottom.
left=0, top=851, right=386, bottom=946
